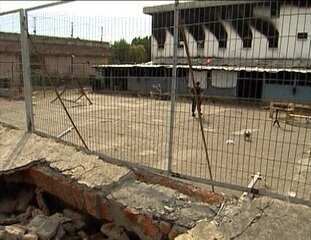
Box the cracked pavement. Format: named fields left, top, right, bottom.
left=177, top=196, right=311, bottom=240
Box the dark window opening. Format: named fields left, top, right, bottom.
left=297, top=32, right=308, bottom=40
left=271, top=2, right=280, bottom=17
left=250, top=18, right=279, bottom=48
left=238, top=72, right=264, bottom=99
left=205, top=22, right=228, bottom=49
left=219, top=39, right=227, bottom=49
left=186, top=24, right=205, bottom=49
left=152, top=12, right=174, bottom=49
left=152, top=29, right=166, bottom=49
left=268, top=35, right=279, bottom=48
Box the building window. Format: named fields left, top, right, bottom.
left=297, top=32, right=308, bottom=40
left=269, top=37, right=279, bottom=48
left=243, top=38, right=252, bottom=48
left=271, top=2, right=280, bottom=17
left=219, top=40, right=227, bottom=49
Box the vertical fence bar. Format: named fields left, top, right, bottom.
left=20, top=9, right=33, bottom=132
left=167, top=0, right=179, bottom=173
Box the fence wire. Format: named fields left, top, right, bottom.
left=1, top=0, right=311, bottom=204
left=0, top=11, right=25, bottom=129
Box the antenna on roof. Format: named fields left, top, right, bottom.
left=33, top=17, right=36, bottom=35
left=71, top=22, right=73, bottom=38
left=100, top=26, right=103, bottom=42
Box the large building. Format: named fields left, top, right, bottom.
left=95, top=0, right=311, bottom=102
left=0, top=32, right=109, bottom=97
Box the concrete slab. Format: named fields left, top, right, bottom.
left=176, top=196, right=311, bottom=240
left=2, top=124, right=311, bottom=239
left=219, top=197, right=311, bottom=240
left=0, top=124, right=130, bottom=188
left=110, top=180, right=219, bottom=229
left=0, top=123, right=225, bottom=239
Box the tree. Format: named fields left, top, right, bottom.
left=109, top=39, right=130, bottom=64
left=129, top=45, right=146, bottom=63
left=131, top=36, right=151, bottom=62
left=109, top=36, right=151, bottom=64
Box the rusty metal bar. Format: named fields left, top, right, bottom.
left=179, top=22, right=215, bottom=192
left=25, top=23, right=89, bottom=150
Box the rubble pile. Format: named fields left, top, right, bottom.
left=0, top=182, right=135, bottom=240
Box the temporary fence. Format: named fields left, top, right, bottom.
left=0, top=10, right=25, bottom=129
left=0, top=0, right=311, bottom=205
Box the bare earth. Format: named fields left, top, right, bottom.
left=1, top=91, right=311, bottom=201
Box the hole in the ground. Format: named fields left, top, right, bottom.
left=125, top=230, right=142, bottom=240
left=0, top=181, right=109, bottom=239
left=0, top=167, right=144, bottom=240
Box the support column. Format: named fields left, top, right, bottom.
left=167, top=0, right=179, bottom=173
left=20, top=9, right=33, bottom=132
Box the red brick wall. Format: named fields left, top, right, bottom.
left=0, top=33, right=109, bottom=96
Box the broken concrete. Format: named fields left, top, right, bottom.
left=0, top=124, right=224, bottom=239
left=3, top=123, right=311, bottom=239
left=175, top=196, right=311, bottom=240
left=0, top=160, right=221, bottom=239
left=28, top=214, right=70, bottom=240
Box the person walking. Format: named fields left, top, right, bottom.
left=191, top=81, right=203, bottom=117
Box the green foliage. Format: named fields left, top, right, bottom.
left=109, top=36, right=151, bottom=64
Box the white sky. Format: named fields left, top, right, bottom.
left=0, top=1, right=176, bottom=43
left=0, top=1, right=173, bottom=17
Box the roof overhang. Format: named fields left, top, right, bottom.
left=94, top=64, right=311, bottom=74
left=143, top=1, right=256, bottom=15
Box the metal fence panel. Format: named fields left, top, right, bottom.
left=169, top=0, right=311, bottom=202
left=7, top=0, right=310, bottom=204
left=0, top=11, right=26, bottom=129
left=27, top=5, right=171, bottom=171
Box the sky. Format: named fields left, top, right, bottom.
left=0, top=1, right=175, bottom=42
left=0, top=1, right=173, bottom=16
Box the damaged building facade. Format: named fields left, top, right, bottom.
left=0, top=32, right=109, bottom=97
left=94, top=0, right=311, bottom=102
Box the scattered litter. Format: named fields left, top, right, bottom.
left=288, top=191, right=297, bottom=198
left=204, top=128, right=216, bottom=133
left=139, top=150, right=156, bottom=156
left=57, top=127, right=73, bottom=139
left=226, top=139, right=235, bottom=145
left=232, top=129, right=259, bottom=136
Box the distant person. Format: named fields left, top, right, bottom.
left=191, top=81, right=203, bottom=117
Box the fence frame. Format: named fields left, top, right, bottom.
left=20, top=9, right=33, bottom=132
left=167, top=0, right=180, bottom=173
left=1, top=0, right=311, bottom=207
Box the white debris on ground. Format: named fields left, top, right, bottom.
left=225, top=139, right=235, bottom=145
left=232, top=129, right=259, bottom=136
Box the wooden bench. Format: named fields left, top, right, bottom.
left=269, top=102, right=311, bottom=124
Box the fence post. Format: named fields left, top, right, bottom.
left=167, top=0, right=179, bottom=173
left=20, top=9, right=33, bottom=132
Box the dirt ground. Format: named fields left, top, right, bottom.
left=1, top=91, right=311, bottom=201
left=1, top=123, right=311, bottom=239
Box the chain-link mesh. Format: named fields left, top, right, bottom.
left=1, top=1, right=310, bottom=203
left=0, top=11, right=25, bottom=129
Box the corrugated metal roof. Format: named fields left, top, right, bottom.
left=143, top=1, right=256, bottom=14
left=94, top=63, right=311, bottom=73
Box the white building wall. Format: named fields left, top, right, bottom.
left=220, top=21, right=244, bottom=59
left=150, top=5, right=311, bottom=61
left=151, top=30, right=173, bottom=59
left=211, top=70, right=237, bottom=88
left=204, top=26, right=219, bottom=57
left=276, top=6, right=311, bottom=59
left=152, top=29, right=198, bottom=58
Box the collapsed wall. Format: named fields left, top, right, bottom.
left=0, top=124, right=223, bottom=240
